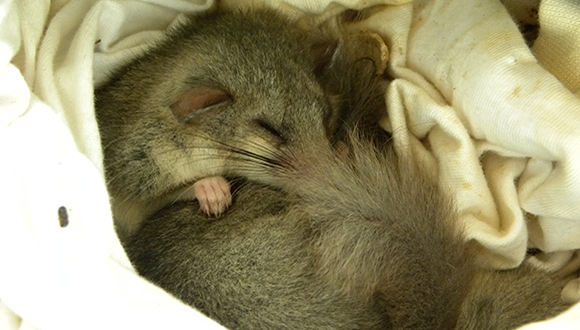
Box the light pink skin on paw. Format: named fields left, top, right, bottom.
left=193, top=176, right=232, bottom=217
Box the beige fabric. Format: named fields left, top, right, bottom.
left=534, top=0, right=580, bottom=93
left=1, top=0, right=580, bottom=329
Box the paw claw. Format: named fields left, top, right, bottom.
left=193, top=176, right=232, bottom=217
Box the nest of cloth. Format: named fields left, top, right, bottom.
left=1, top=0, right=580, bottom=329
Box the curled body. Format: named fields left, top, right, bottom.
left=96, top=7, right=569, bottom=330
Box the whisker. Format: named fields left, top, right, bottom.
left=170, top=185, right=196, bottom=204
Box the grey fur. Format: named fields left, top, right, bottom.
left=96, top=8, right=570, bottom=330
left=126, top=132, right=568, bottom=330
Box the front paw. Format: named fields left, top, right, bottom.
left=193, top=176, right=232, bottom=217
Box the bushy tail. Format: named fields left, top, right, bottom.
left=287, top=131, right=570, bottom=329
left=286, top=132, right=474, bottom=329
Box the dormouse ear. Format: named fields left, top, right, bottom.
left=170, top=87, right=232, bottom=123
left=310, top=41, right=338, bottom=76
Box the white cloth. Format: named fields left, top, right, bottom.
left=1, top=0, right=580, bottom=329
left=1, top=0, right=227, bottom=329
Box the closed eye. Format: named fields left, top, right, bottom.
left=255, top=119, right=287, bottom=144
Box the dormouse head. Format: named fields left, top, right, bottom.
left=96, top=9, right=342, bottom=202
